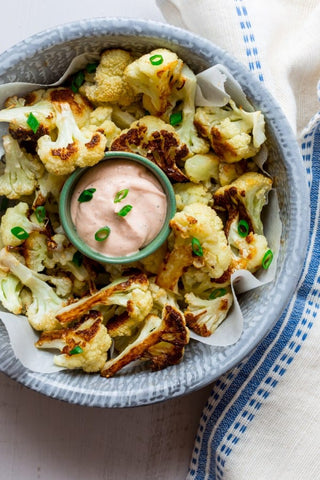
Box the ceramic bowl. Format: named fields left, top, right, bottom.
left=59, top=151, right=176, bottom=264
left=0, top=18, right=309, bottom=407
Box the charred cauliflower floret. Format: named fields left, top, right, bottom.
left=56, top=274, right=153, bottom=331
left=36, top=310, right=112, bottom=373
left=184, top=290, right=233, bottom=336
left=101, top=304, right=189, bottom=377
left=0, top=268, right=24, bottom=314
left=0, top=248, right=67, bottom=331
left=37, top=102, right=106, bottom=175
left=0, top=134, right=45, bottom=199
left=157, top=203, right=232, bottom=291
left=194, top=99, right=266, bottom=163
left=213, top=171, right=273, bottom=236
left=88, top=106, right=121, bottom=147
left=111, top=115, right=190, bottom=182
left=80, top=49, right=137, bottom=106
left=124, top=48, right=183, bottom=116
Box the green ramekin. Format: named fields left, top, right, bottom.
left=59, top=151, right=176, bottom=264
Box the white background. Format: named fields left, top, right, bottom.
left=0, top=1, right=212, bottom=479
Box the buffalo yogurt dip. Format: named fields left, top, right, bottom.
left=70, top=159, right=168, bottom=257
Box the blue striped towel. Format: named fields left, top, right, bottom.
left=157, top=1, right=320, bottom=478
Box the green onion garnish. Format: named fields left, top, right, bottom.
left=114, top=189, right=129, bottom=203
left=191, top=237, right=203, bottom=257
left=94, top=226, right=111, bottom=242
left=69, top=345, right=83, bottom=355
left=11, top=226, right=29, bottom=240
left=262, top=249, right=273, bottom=269
left=209, top=288, right=227, bottom=300
left=35, top=206, right=46, bottom=223
left=238, top=219, right=249, bottom=238
left=78, top=188, right=96, bottom=203
left=71, top=70, right=85, bottom=93
left=117, top=205, right=132, bottom=217
left=169, top=111, right=183, bottom=126
left=86, top=62, right=98, bottom=73
left=149, top=54, right=164, bottom=66
left=26, top=113, right=40, bottom=133
left=72, top=251, right=83, bottom=267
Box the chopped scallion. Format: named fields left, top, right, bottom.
left=72, top=251, right=83, bottom=267
left=191, top=237, right=203, bottom=257
left=262, top=249, right=273, bottom=269
left=117, top=205, right=132, bottom=217
left=209, top=288, right=227, bottom=300
left=149, top=54, right=164, bottom=66
left=78, top=188, right=96, bottom=203
left=71, top=70, right=85, bottom=93
left=169, top=111, right=183, bottom=126
left=94, top=226, right=111, bottom=242
left=69, top=345, right=83, bottom=355
left=35, top=206, right=46, bottom=223
left=114, top=188, right=129, bottom=203
left=11, top=226, right=29, bottom=240
left=86, top=62, right=98, bottom=73
left=238, top=219, right=249, bottom=238
left=26, top=113, right=40, bottom=133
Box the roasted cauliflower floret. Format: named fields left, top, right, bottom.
left=0, top=248, right=66, bottom=331
left=169, top=64, right=210, bottom=154
left=0, top=202, right=44, bottom=247
left=88, top=106, right=121, bottom=147
left=0, top=134, right=44, bottom=199
left=80, top=49, right=137, bottom=106
left=56, top=274, right=153, bottom=328
left=33, top=170, right=67, bottom=207
left=213, top=171, right=273, bottom=235
left=101, top=304, right=189, bottom=377
left=184, top=152, right=220, bottom=185
left=111, top=115, right=189, bottom=182
left=124, top=48, right=183, bottom=116
left=184, top=290, right=233, bottom=336
left=36, top=310, right=112, bottom=373
left=174, top=182, right=212, bottom=211
left=218, top=159, right=258, bottom=186
left=37, top=102, right=106, bottom=175
left=194, top=99, right=266, bottom=163
left=157, top=203, right=232, bottom=291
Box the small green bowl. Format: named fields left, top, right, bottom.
left=59, top=151, right=176, bottom=264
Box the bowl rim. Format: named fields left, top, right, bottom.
left=0, top=17, right=311, bottom=408
left=59, top=151, right=176, bottom=264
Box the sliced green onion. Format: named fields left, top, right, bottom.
left=238, top=219, right=249, bottom=238
left=262, top=249, right=273, bottom=269
left=35, top=206, right=46, bottom=223
left=209, top=288, right=227, bottom=300
left=114, top=188, right=129, bottom=203
left=94, top=226, right=111, bottom=242
left=117, top=205, right=132, bottom=217
left=72, top=251, right=83, bottom=267
left=191, top=237, right=203, bottom=257
left=149, top=54, right=164, bottom=66
left=169, top=111, right=183, bottom=126
left=11, top=226, right=29, bottom=240
left=69, top=345, right=83, bottom=355
left=86, top=62, right=98, bottom=73
left=71, top=70, right=85, bottom=93
left=78, top=188, right=96, bottom=203
left=26, top=112, right=40, bottom=133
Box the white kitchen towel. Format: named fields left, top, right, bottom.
left=157, top=1, right=320, bottom=479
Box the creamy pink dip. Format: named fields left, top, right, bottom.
left=70, top=159, right=167, bottom=257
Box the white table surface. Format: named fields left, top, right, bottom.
left=0, top=2, right=213, bottom=479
